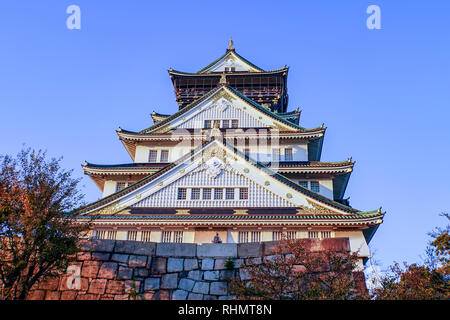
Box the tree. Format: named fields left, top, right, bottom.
left=229, top=238, right=368, bottom=300
left=0, top=148, right=88, bottom=300
left=372, top=213, right=450, bottom=300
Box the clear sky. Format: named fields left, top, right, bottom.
left=1, top=1, right=449, bottom=271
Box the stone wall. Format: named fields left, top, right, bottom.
left=26, top=238, right=365, bottom=300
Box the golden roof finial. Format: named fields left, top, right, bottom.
left=228, top=37, right=234, bottom=51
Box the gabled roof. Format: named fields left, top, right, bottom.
left=119, top=85, right=321, bottom=136
left=76, top=139, right=381, bottom=219
left=196, top=40, right=265, bottom=74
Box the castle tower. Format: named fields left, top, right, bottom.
left=78, top=41, right=384, bottom=266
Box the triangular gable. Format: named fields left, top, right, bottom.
left=79, top=139, right=356, bottom=216
left=198, top=50, right=264, bottom=74
left=148, top=86, right=301, bottom=133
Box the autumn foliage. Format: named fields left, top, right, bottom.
left=229, top=238, right=368, bottom=300
left=0, top=148, right=88, bottom=300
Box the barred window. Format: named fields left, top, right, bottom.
left=204, top=120, right=212, bottom=129
left=284, top=148, right=293, bottom=161
left=202, top=188, right=212, bottom=200
left=310, top=181, right=320, bottom=193
left=214, top=188, right=223, bottom=200
left=239, top=188, right=248, bottom=200
left=93, top=230, right=106, bottom=240
left=160, top=150, right=169, bottom=162
left=148, top=150, right=158, bottom=163
left=127, top=230, right=137, bottom=241
left=116, top=182, right=127, bottom=192
left=174, top=231, right=183, bottom=243
left=251, top=231, right=261, bottom=243
left=107, top=230, right=117, bottom=240
left=272, top=231, right=283, bottom=241
left=191, top=188, right=201, bottom=200
left=298, top=181, right=308, bottom=188
left=141, top=231, right=152, bottom=242
left=225, top=188, right=234, bottom=200
left=177, top=188, right=187, bottom=200
left=286, top=231, right=297, bottom=240
left=162, top=231, right=172, bottom=243
left=222, top=120, right=230, bottom=128
left=238, top=231, right=249, bottom=243
left=321, top=231, right=332, bottom=239
left=231, top=119, right=239, bottom=128
left=308, top=231, right=319, bottom=239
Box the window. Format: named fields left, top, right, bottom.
left=127, top=230, right=137, bottom=241
left=213, top=120, right=220, bottom=128
left=310, top=181, right=320, bottom=193
left=321, top=231, right=332, bottom=239
left=298, top=181, right=308, bottom=188
left=204, top=120, right=212, bottom=129
left=160, top=150, right=169, bottom=162
left=141, top=231, right=152, bottom=242
left=284, top=148, right=293, bottom=161
left=272, top=231, right=283, bottom=241
left=202, top=188, right=212, bottom=200
left=174, top=231, right=183, bottom=243
left=106, top=230, right=117, bottom=240
left=162, top=231, right=172, bottom=243
left=308, top=231, right=319, bottom=239
left=93, top=230, right=106, bottom=240
left=286, top=231, right=297, bottom=240
left=148, top=150, right=158, bottom=163
left=251, top=231, right=261, bottom=243
left=222, top=120, right=230, bottom=129
left=238, top=231, right=249, bottom=243
left=191, top=188, right=200, bottom=200
left=272, top=148, right=280, bottom=162
left=239, top=188, right=248, bottom=200
left=177, top=188, right=187, bottom=200
left=116, top=182, right=128, bottom=192
left=214, top=188, right=223, bottom=200
left=231, top=119, right=239, bottom=128
left=225, top=188, right=234, bottom=200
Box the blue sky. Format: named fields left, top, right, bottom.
left=1, top=1, right=449, bottom=270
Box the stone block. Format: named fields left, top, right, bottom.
left=76, top=294, right=99, bottom=300
left=210, top=281, right=228, bottom=295
left=201, top=258, right=215, bottom=270
left=38, top=277, right=60, bottom=291
left=81, top=261, right=101, bottom=278
left=76, top=252, right=91, bottom=261
left=26, top=290, right=46, bottom=300
left=44, top=291, right=61, bottom=300
left=128, top=255, right=148, bottom=268
left=91, top=252, right=110, bottom=261
left=98, top=262, right=118, bottom=279
left=111, top=253, right=129, bottom=263
left=218, top=295, right=237, bottom=300
left=151, top=257, right=167, bottom=274
left=184, top=258, right=198, bottom=271
left=79, top=239, right=115, bottom=252
left=114, top=294, right=130, bottom=300
left=197, top=244, right=237, bottom=258
left=117, top=266, right=133, bottom=280
left=161, top=273, right=178, bottom=289
left=203, top=270, right=219, bottom=281
left=237, top=242, right=263, bottom=258
left=156, top=243, right=197, bottom=257
left=187, top=293, right=203, bottom=300
left=125, top=280, right=141, bottom=294
left=134, top=268, right=149, bottom=277
left=172, top=289, right=188, bottom=300
left=204, top=295, right=218, bottom=300
left=144, top=277, right=160, bottom=291
left=187, top=270, right=203, bottom=281
left=239, top=269, right=250, bottom=280
left=106, top=280, right=124, bottom=294
left=158, top=290, right=171, bottom=300
left=167, top=258, right=184, bottom=272
left=60, top=291, right=77, bottom=300
left=192, top=281, right=209, bottom=294
left=88, top=279, right=107, bottom=294
left=219, top=270, right=235, bottom=281
left=178, top=278, right=195, bottom=291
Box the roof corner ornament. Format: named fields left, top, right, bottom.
left=118, top=126, right=122, bottom=132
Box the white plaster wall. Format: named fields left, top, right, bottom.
left=334, top=231, right=370, bottom=258
left=103, top=180, right=117, bottom=198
